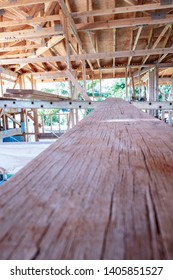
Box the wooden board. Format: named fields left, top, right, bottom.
left=0, top=98, right=173, bottom=260
left=5, top=89, right=71, bottom=101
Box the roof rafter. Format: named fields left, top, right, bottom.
left=0, top=0, right=53, bottom=10
left=72, top=2, right=173, bottom=18
left=77, top=14, right=173, bottom=31
left=15, top=35, right=65, bottom=72
left=142, top=24, right=172, bottom=64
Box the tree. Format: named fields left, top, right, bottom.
left=109, top=78, right=126, bottom=98
left=38, top=109, right=60, bottom=125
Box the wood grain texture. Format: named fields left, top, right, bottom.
left=0, top=98, right=173, bottom=260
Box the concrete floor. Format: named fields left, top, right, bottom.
left=0, top=142, right=52, bottom=174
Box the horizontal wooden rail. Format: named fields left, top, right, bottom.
left=0, top=99, right=173, bottom=259
left=0, top=100, right=173, bottom=110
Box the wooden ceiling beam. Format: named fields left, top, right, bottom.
left=72, top=3, right=173, bottom=18
left=0, top=67, right=18, bottom=78
left=0, top=27, right=63, bottom=43
left=77, top=14, right=173, bottom=31
left=15, top=35, right=65, bottom=72
left=0, top=44, right=43, bottom=53
left=87, top=32, right=100, bottom=68
left=1, top=46, right=173, bottom=65
left=58, top=0, right=94, bottom=71
left=142, top=24, right=171, bottom=64
left=0, top=0, right=53, bottom=10
left=128, top=26, right=143, bottom=65
left=0, top=15, right=61, bottom=28
left=65, top=69, right=91, bottom=101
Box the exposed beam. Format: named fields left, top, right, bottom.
left=33, top=72, right=67, bottom=80
left=0, top=27, right=63, bottom=43
left=0, top=0, right=53, bottom=9
left=58, top=0, right=83, bottom=49
left=0, top=15, right=61, bottom=28
left=159, top=77, right=173, bottom=83
left=0, top=44, right=43, bottom=53
left=77, top=14, right=173, bottom=31
left=0, top=67, right=18, bottom=78
left=66, top=69, right=91, bottom=101
left=57, top=0, right=93, bottom=71
left=128, top=26, right=143, bottom=65
left=143, top=24, right=171, bottom=64
left=87, top=32, right=100, bottom=68
left=72, top=3, right=173, bottom=18
left=5, top=113, right=21, bottom=126
left=0, top=128, right=22, bottom=139
left=15, top=35, right=65, bottom=72
left=0, top=46, right=173, bottom=65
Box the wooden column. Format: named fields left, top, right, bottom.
left=125, top=67, right=128, bottom=100
left=154, top=66, right=159, bottom=117
left=64, top=17, right=73, bottom=99
left=154, top=66, right=159, bottom=101
left=130, top=67, right=135, bottom=100
left=0, top=73, right=3, bottom=97
left=31, top=75, right=39, bottom=141
left=64, top=17, right=74, bottom=128
left=138, top=69, right=141, bottom=100
left=148, top=68, right=155, bottom=116
left=168, top=111, right=172, bottom=126
left=82, top=60, right=86, bottom=92
left=99, top=74, right=102, bottom=100
left=25, top=109, right=29, bottom=142
left=92, top=77, right=94, bottom=101
left=148, top=68, right=154, bottom=102
left=21, top=109, right=26, bottom=142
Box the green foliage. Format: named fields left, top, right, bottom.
left=38, top=109, right=60, bottom=126
left=109, top=78, right=126, bottom=98
left=41, top=82, right=69, bottom=97
left=159, top=85, right=171, bottom=101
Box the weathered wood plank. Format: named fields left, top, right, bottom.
left=0, top=98, right=173, bottom=260
left=0, top=128, right=22, bottom=139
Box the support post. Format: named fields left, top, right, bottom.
left=0, top=73, right=3, bottom=97
left=125, top=67, right=128, bottom=100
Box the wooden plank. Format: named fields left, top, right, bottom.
left=15, top=35, right=65, bottom=72
left=72, top=2, right=173, bottom=18
left=1, top=100, right=173, bottom=110
left=57, top=0, right=93, bottom=71
left=5, top=89, right=70, bottom=101
left=0, top=0, right=53, bottom=9
left=0, top=27, right=62, bottom=43
left=0, top=100, right=98, bottom=109
left=0, top=99, right=173, bottom=259
left=0, top=15, right=61, bottom=28
left=77, top=14, right=173, bottom=31
left=143, top=24, right=171, bottom=65
left=0, top=67, right=18, bottom=78
left=66, top=69, right=91, bottom=101
left=0, top=46, right=173, bottom=65
left=128, top=26, right=143, bottom=66
left=5, top=113, right=21, bottom=126
left=0, top=128, right=22, bottom=139
left=0, top=44, right=43, bottom=53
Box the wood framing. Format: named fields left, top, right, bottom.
left=72, top=3, right=173, bottom=18
left=76, top=14, right=173, bottom=31
left=0, top=47, right=173, bottom=65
